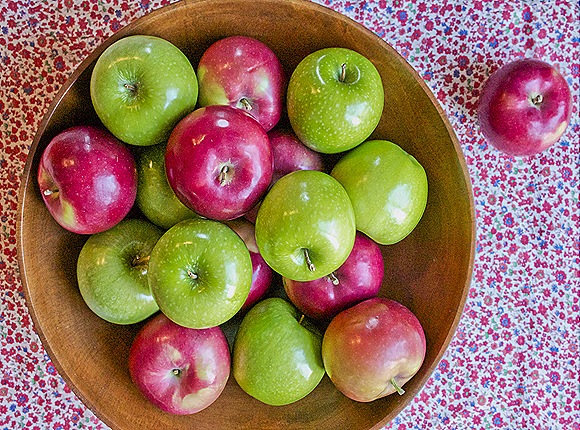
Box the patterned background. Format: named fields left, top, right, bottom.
left=0, top=0, right=578, bottom=429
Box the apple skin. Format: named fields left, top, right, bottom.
left=478, top=58, right=572, bottom=157
left=287, top=47, right=384, bottom=154
left=283, top=232, right=384, bottom=320
left=255, top=170, right=356, bottom=282
left=197, top=35, right=285, bottom=131
left=90, top=35, right=198, bottom=146
left=331, top=140, right=428, bottom=245
left=232, top=297, right=325, bottom=406
left=322, top=297, right=426, bottom=402
left=129, top=313, right=230, bottom=415
left=165, top=105, right=273, bottom=221
left=135, top=143, right=198, bottom=230
left=226, top=219, right=274, bottom=311
left=148, top=218, right=253, bottom=329
left=76, top=218, right=163, bottom=324
left=37, top=125, right=137, bottom=235
left=269, top=129, right=325, bottom=183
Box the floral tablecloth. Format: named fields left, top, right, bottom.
left=1, top=0, right=578, bottom=429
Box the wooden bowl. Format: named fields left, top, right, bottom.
left=17, top=1, right=475, bottom=429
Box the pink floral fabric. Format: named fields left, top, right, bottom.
left=0, top=0, right=578, bottom=429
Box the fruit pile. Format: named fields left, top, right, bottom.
left=37, top=35, right=429, bottom=414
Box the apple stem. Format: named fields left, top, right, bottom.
left=327, top=272, right=340, bottom=285
left=187, top=269, right=198, bottom=281
left=238, top=97, right=253, bottom=111
left=303, top=248, right=316, bottom=272
left=390, top=378, right=405, bottom=395
left=531, top=94, right=543, bottom=106
left=298, top=314, right=305, bottom=325
left=218, top=165, right=230, bottom=186
left=124, top=82, right=138, bottom=94
left=339, top=63, right=347, bottom=83
left=172, top=368, right=181, bottom=377
left=131, top=254, right=150, bottom=275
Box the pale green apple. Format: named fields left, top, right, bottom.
left=331, top=140, right=428, bottom=245
left=287, top=47, right=384, bottom=154
left=148, top=218, right=252, bottom=328
left=255, top=170, right=356, bottom=282
left=232, top=298, right=325, bottom=406
left=76, top=218, right=163, bottom=324
left=90, top=35, right=198, bottom=146
left=135, top=143, right=198, bottom=230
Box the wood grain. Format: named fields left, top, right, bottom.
left=16, top=0, right=475, bottom=429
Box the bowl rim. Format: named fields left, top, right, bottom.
left=16, top=0, right=476, bottom=428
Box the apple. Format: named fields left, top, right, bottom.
left=478, top=58, right=572, bottom=156
left=232, top=298, right=325, bottom=406
left=37, top=125, right=137, bottom=235
left=268, top=129, right=324, bottom=184
left=148, top=218, right=252, bottom=328
left=331, top=140, right=428, bottom=245
left=76, top=218, right=162, bottom=324
left=322, top=297, right=426, bottom=402
left=165, top=105, right=273, bottom=221
left=255, top=170, right=356, bottom=282
left=225, top=219, right=274, bottom=311
left=91, top=35, right=198, bottom=146
left=197, top=35, right=285, bottom=131
left=243, top=128, right=324, bottom=223
left=287, top=47, right=384, bottom=154
left=283, top=232, right=384, bottom=320
left=135, top=143, right=198, bottom=230
left=129, top=313, right=230, bottom=415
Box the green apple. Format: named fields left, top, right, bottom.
left=286, top=47, right=384, bottom=154
left=232, top=297, right=325, bottom=406
left=148, top=218, right=252, bottom=328
left=135, top=143, right=198, bottom=230
left=90, top=35, right=198, bottom=146
left=76, top=218, right=163, bottom=324
left=331, top=140, right=428, bottom=245
left=255, top=170, right=356, bottom=282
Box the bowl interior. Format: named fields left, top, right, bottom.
left=17, top=1, right=475, bottom=429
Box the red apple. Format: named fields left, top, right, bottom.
left=37, top=125, right=137, bottom=234
left=283, top=232, right=384, bottom=320
left=269, top=129, right=324, bottom=183
left=243, top=129, right=324, bottom=223
left=478, top=58, right=572, bottom=156
left=165, top=105, right=273, bottom=221
left=128, top=313, right=230, bottom=415
left=226, top=218, right=274, bottom=311
left=197, top=35, right=286, bottom=131
left=322, top=297, right=426, bottom=402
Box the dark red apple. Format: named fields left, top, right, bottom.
left=283, top=232, right=384, bottom=320
left=197, top=35, right=286, bottom=131
left=322, top=297, right=426, bottom=402
left=243, top=129, right=324, bottom=223
left=165, top=105, right=273, bottom=221
left=478, top=58, right=572, bottom=156
left=268, top=129, right=324, bottom=183
left=37, top=125, right=137, bottom=234
left=128, top=313, right=230, bottom=415
left=226, top=218, right=274, bottom=311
